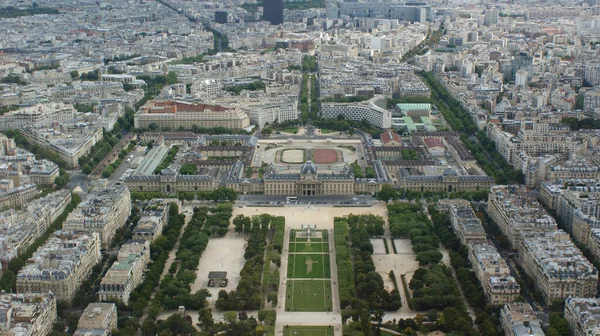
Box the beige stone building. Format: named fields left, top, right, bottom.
left=17, top=231, right=102, bottom=301
left=500, top=303, right=545, bottom=336
left=519, top=230, right=598, bottom=302
left=98, top=240, right=150, bottom=305
left=134, top=100, right=250, bottom=130
left=564, top=297, right=600, bottom=336
left=468, top=240, right=520, bottom=305
left=63, top=182, right=131, bottom=248
left=488, top=185, right=557, bottom=250
left=0, top=293, right=57, bottom=336
left=75, top=303, right=117, bottom=334
left=133, top=200, right=170, bottom=242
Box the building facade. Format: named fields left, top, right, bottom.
left=519, top=230, right=598, bottom=302
left=134, top=100, right=250, bottom=130
left=17, top=231, right=102, bottom=301
left=63, top=183, right=131, bottom=248
left=0, top=293, right=57, bottom=336
left=98, top=240, right=150, bottom=305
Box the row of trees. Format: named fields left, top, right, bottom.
left=130, top=187, right=238, bottom=203
left=334, top=218, right=355, bottom=309
left=122, top=204, right=186, bottom=326
left=562, top=117, right=600, bottom=130
left=262, top=216, right=284, bottom=307
left=387, top=203, right=442, bottom=266
left=376, top=184, right=490, bottom=203
left=420, top=71, right=524, bottom=184
left=310, top=74, right=319, bottom=119
left=102, top=141, right=136, bottom=178
left=313, top=117, right=380, bottom=138
left=216, top=214, right=274, bottom=310
left=299, top=74, right=309, bottom=121
left=346, top=217, right=403, bottom=311
left=301, top=55, right=317, bottom=72
left=153, top=206, right=216, bottom=312
left=429, top=206, right=502, bottom=335
left=199, top=203, right=233, bottom=237
left=346, top=214, right=385, bottom=236
left=78, top=131, right=120, bottom=173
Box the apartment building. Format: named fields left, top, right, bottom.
left=468, top=240, right=520, bottom=305
left=98, top=240, right=150, bottom=305
left=248, top=101, right=298, bottom=128
left=0, top=190, right=71, bottom=268
left=488, top=125, right=579, bottom=167
left=488, top=185, right=557, bottom=250
left=21, top=120, right=104, bottom=168
left=17, top=231, right=102, bottom=301
left=519, top=230, right=598, bottom=302
left=0, top=103, right=77, bottom=131
left=190, top=79, right=221, bottom=98
left=0, top=181, right=37, bottom=210
left=398, top=168, right=495, bottom=193
left=0, top=292, right=57, bottom=336
left=74, top=303, right=117, bottom=336
left=125, top=167, right=219, bottom=193
left=321, top=96, right=392, bottom=129
left=447, top=203, right=486, bottom=245
left=500, top=303, right=545, bottom=336
left=557, top=187, right=600, bottom=242
left=63, top=182, right=131, bottom=248
left=134, top=100, right=250, bottom=130
left=27, top=159, right=60, bottom=186
left=133, top=200, right=169, bottom=242
left=564, top=297, right=600, bottom=336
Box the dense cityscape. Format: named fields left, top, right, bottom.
left=0, top=0, right=599, bottom=335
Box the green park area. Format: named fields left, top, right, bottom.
left=319, top=128, right=339, bottom=134
left=289, top=241, right=329, bottom=252
left=283, top=325, right=334, bottom=336
left=280, top=127, right=299, bottom=134
left=287, top=254, right=331, bottom=278
left=285, top=280, right=332, bottom=311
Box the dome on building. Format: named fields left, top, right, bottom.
left=300, top=161, right=318, bottom=175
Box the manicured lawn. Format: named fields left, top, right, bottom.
left=283, top=325, right=334, bottom=336
left=288, top=253, right=330, bottom=278
left=280, top=127, right=299, bottom=134
left=285, top=280, right=332, bottom=311
left=289, top=241, right=329, bottom=253
left=319, top=128, right=339, bottom=134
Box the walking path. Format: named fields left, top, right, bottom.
left=274, top=226, right=343, bottom=336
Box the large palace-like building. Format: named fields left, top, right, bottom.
left=227, top=160, right=387, bottom=196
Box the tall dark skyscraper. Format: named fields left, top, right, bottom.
left=263, top=0, right=283, bottom=25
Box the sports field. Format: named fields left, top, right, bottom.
left=285, top=280, right=333, bottom=311
left=283, top=325, right=334, bottom=336
left=313, top=149, right=342, bottom=164
left=287, top=254, right=331, bottom=278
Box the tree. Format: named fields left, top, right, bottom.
left=198, top=307, right=214, bottom=330
left=166, top=71, right=177, bottom=84
left=70, top=70, right=79, bottom=79
left=224, top=311, right=237, bottom=325
left=148, top=123, right=158, bottom=131
left=377, top=184, right=398, bottom=203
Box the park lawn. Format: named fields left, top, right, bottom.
left=283, top=325, right=334, bottom=336
left=289, top=241, right=329, bottom=253
left=285, top=280, right=332, bottom=312
left=319, top=128, right=339, bottom=134
left=380, top=330, right=399, bottom=336
left=280, top=127, right=299, bottom=134
left=288, top=253, right=330, bottom=278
